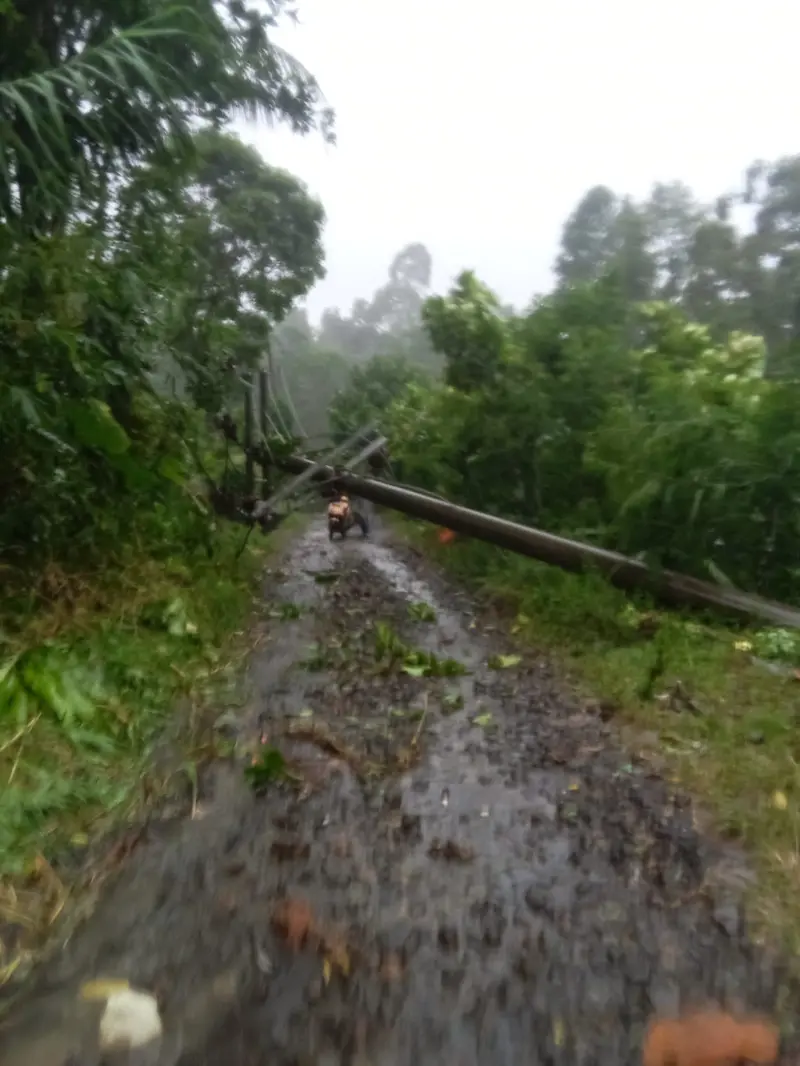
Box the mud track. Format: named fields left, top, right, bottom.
left=0, top=519, right=794, bottom=1065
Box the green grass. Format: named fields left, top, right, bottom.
left=0, top=515, right=304, bottom=982
left=395, top=517, right=800, bottom=953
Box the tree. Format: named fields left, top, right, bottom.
left=329, top=354, right=429, bottom=442
left=0, top=1, right=332, bottom=231
left=610, top=198, right=655, bottom=303
left=643, top=181, right=702, bottom=300
left=555, top=186, right=622, bottom=287
left=272, top=311, right=351, bottom=440
left=0, top=2, right=332, bottom=566
left=119, top=128, right=325, bottom=410
left=682, top=219, right=747, bottom=336
left=388, top=265, right=800, bottom=600
left=423, top=271, right=508, bottom=393
left=318, top=243, right=441, bottom=372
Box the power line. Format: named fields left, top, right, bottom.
left=276, top=359, right=308, bottom=439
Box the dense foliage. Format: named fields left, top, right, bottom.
left=0, top=0, right=329, bottom=575
left=271, top=242, right=442, bottom=438
left=0, top=2, right=330, bottom=879
left=375, top=161, right=800, bottom=604
left=328, top=353, right=430, bottom=442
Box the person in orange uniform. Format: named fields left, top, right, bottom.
left=327, top=492, right=350, bottom=523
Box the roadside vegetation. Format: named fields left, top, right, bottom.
left=0, top=0, right=328, bottom=975
left=322, top=168, right=800, bottom=950
left=394, top=520, right=800, bottom=951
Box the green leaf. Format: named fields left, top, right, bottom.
left=401, top=664, right=426, bottom=677
left=408, top=601, right=437, bottom=622
left=158, top=454, right=185, bottom=484
left=442, top=691, right=464, bottom=711
left=244, top=745, right=287, bottom=790
left=9, top=387, right=41, bottom=426
left=64, top=398, right=130, bottom=456
left=488, top=654, right=521, bottom=670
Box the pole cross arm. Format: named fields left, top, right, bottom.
left=252, top=423, right=378, bottom=520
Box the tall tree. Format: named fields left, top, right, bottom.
left=682, top=219, right=746, bottom=336
left=555, top=186, right=621, bottom=287
left=119, top=128, right=325, bottom=409
left=643, top=181, right=702, bottom=300
left=609, top=198, right=655, bottom=303
left=318, top=243, right=440, bottom=372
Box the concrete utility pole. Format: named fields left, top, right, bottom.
left=276, top=454, right=800, bottom=630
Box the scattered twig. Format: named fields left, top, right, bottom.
left=0, top=713, right=40, bottom=756
left=411, top=693, right=429, bottom=748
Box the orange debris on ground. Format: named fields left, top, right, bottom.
left=437, top=528, right=456, bottom=545
left=642, top=1010, right=779, bottom=1066
left=271, top=898, right=315, bottom=951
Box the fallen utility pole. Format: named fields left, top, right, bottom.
left=278, top=455, right=800, bottom=630
left=253, top=423, right=378, bottom=518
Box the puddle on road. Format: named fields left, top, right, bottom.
left=351, top=532, right=582, bottom=945
left=272, top=525, right=341, bottom=608
left=365, top=543, right=440, bottom=609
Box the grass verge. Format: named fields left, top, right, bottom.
left=0, top=515, right=304, bottom=987
left=395, top=517, right=800, bottom=954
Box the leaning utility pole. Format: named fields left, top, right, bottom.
left=243, top=372, right=255, bottom=497
left=258, top=364, right=270, bottom=500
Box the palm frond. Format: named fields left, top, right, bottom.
left=0, top=7, right=207, bottom=218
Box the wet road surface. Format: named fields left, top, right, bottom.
left=0, top=518, right=793, bottom=1065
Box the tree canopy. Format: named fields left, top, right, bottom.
left=0, top=0, right=330, bottom=567
left=325, top=156, right=800, bottom=606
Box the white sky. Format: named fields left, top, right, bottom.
left=234, top=0, right=799, bottom=323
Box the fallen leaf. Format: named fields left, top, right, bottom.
left=380, top=953, right=404, bottom=981
left=772, top=790, right=788, bottom=810
left=488, top=654, right=521, bottom=670
left=80, top=978, right=131, bottom=1002
left=311, top=571, right=340, bottom=584
left=324, top=938, right=351, bottom=976
left=429, top=838, right=474, bottom=862
left=272, top=898, right=315, bottom=949
left=322, top=958, right=332, bottom=985
left=244, top=745, right=287, bottom=790
left=553, top=1017, right=565, bottom=1047
left=442, top=691, right=464, bottom=711
left=408, top=601, right=437, bottom=622
left=473, top=713, right=493, bottom=728
left=402, top=664, right=427, bottom=678
left=642, top=1010, right=778, bottom=1066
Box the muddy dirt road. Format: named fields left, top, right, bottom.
left=0, top=519, right=793, bottom=1065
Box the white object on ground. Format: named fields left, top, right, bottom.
left=99, top=988, right=163, bottom=1051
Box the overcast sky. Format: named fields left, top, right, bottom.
left=233, top=0, right=798, bottom=323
